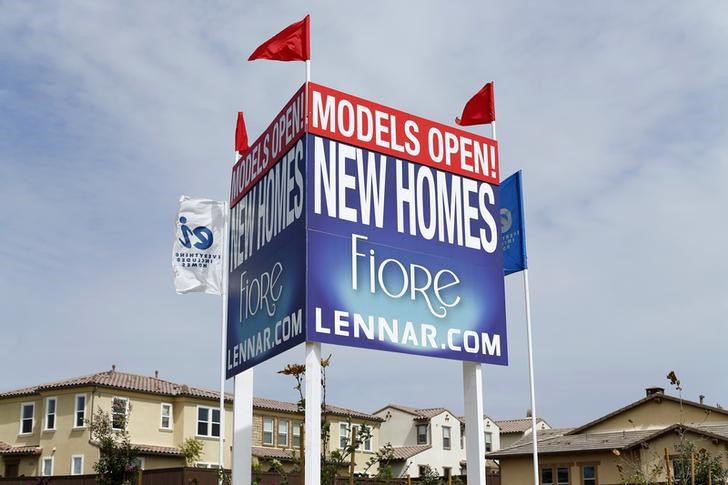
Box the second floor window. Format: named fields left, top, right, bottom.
left=160, top=403, right=173, bottom=429
left=339, top=423, right=349, bottom=449
left=352, top=425, right=372, bottom=452
left=75, top=395, right=86, bottom=428
left=20, top=403, right=34, bottom=434
left=417, top=424, right=428, bottom=445
left=197, top=407, right=220, bottom=437
left=278, top=420, right=289, bottom=447
left=112, top=397, right=129, bottom=430
left=262, top=417, right=274, bottom=445
left=45, top=398, right=57, bottom=430
left=484, top=431, right=493, bottom=452
left=443, top=426, right=451, bottom=450
left=292, top=421, right=302, bottom=448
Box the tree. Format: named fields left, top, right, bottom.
left=279, top=356, right=396, bottom=484
left=89, top=404, right=139, bottom=485
left=179, top=437, right=204, bottom=467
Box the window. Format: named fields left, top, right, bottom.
left=352, top=424, right=372, bottom=451
left=197, top=406, right=220, bottom=437
left=278, top=420, right=289, bottom=447
left=44, top=397, right=57, bottom=431
left=443, top=467, right=452, bottom=481
left=542, top=465, right=570, bottom=485
left=339, top=423, right=349, bottom=449
left=133, top=457, right=145, bottom=471
left=292, top=421, right=302, bottom=448
left=581, top=464, right=597, bottom=485
left=557, top=466, right=570, bottom=485
left=160, top=403, right=173, bottom=429
left=416, top=424, right=428, bottom=445
left=484, top=431, right=493, bottom=452
left=41, top=457, right=53, bottom=476
left=71, top=455, right=84, bottom=475
left=20, top=403, right=34, bottom=434
left=262, top=417, right=274, bottom=445
left=112, top=397, right=129, bottom=430
left=443, top=426, right=451, bottom=449
left=75, top=394, right=87, bottom=428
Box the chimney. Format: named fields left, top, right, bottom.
left=526, top=409, right=533, bottom=418
left=111, top=364, right=116, bottom=372
left=699, top=395, right=705, bottom=405
left=645, top=387, right=664, bottom=397
left=155, top=370, right=159, bottom=379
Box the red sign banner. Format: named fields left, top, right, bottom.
left=307, top=83, right=499, bottom=185
left=230, top=84, right=306, bottom=206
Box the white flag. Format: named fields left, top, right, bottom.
left=173, top=196, right=226, bottom=295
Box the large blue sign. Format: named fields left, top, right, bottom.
left=226, top=84, right=508, bottom=378
left=305, top=134, right=507, bottom=365
left=226, top=135, right=307, bottom=378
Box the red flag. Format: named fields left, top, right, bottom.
left=248, top=15, right=310, bottom=62
left=456, top=82, right=496, bottom=126
left=235, top=112, right=249, bottom=153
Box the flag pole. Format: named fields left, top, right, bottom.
left=489, top=86, right=538, bottom=484
left=219, top=199, right=230, bottom=483
left=523, top=267, right=540, bottom=485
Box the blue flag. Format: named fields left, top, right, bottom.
left=499, top=171, right=527, bottom=275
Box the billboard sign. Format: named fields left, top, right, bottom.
left=305, top=84, right=506, bottom=365
left=227, top=82, right=507, bottom=377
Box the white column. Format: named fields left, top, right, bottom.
left=305, top=342, right=322, bottom=485
left=232, top=370, right=254, bottom=485
left=463, top=362, right=485, bottom=485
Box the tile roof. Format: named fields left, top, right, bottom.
left=487, top=423, right=728, bottom=459
left=132, top=443, right=183, bottom=457
left=0, top=369, right=234, bottom=403
left=252, top=447, right=299, bottom=461
left=253, top=397, right=382, bottom=421
left=495, top=417, right=548, bottom=434
left=0, top=441, right=42, bottom=456
left=375, top=404, right=461, bottom=422
left=0, top=369, right=381, bottom=421
left=389, top=445, right=431, bottom=461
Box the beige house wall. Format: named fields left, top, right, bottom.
left=580, top=399, right=728, bottom=434
left=252, top=409, right=380, bottom=474
left=0, top=387, right=99, bottom=476
left=500, top=452, right=625, bottom=485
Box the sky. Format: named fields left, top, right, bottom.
left=1, top=1, right=727, bottom=429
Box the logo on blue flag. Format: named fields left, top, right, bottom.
left=499, top=171, right=527, bottom=275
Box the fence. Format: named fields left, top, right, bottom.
left=0, top=469, right=500, bottom=485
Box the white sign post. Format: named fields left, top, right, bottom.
left=304, top=342, right=322, bottom=485
left=232, top=370, right=254, bottom=485
left=463, top=362, right=486, bottom=485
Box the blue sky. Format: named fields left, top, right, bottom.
left=1, top=1, right=727, bottom=427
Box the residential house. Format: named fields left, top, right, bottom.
left=374, top=404, right=466, bottom=479
left=488, top=387, right=728, bottom=485
left=0, top=368, right=382, bottom=478
left=251, top=397, right=383, bottom=475
left=495, top=416, right=550, bottom=449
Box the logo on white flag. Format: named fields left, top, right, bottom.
left=173, top=196, right=226, bottom=295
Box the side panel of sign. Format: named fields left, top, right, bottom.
left=305, top=134, right=507, bottom=365
left=226, top=135, right=307, bottom=378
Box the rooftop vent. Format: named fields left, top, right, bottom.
left=645, top=387, right=664, bottom=397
